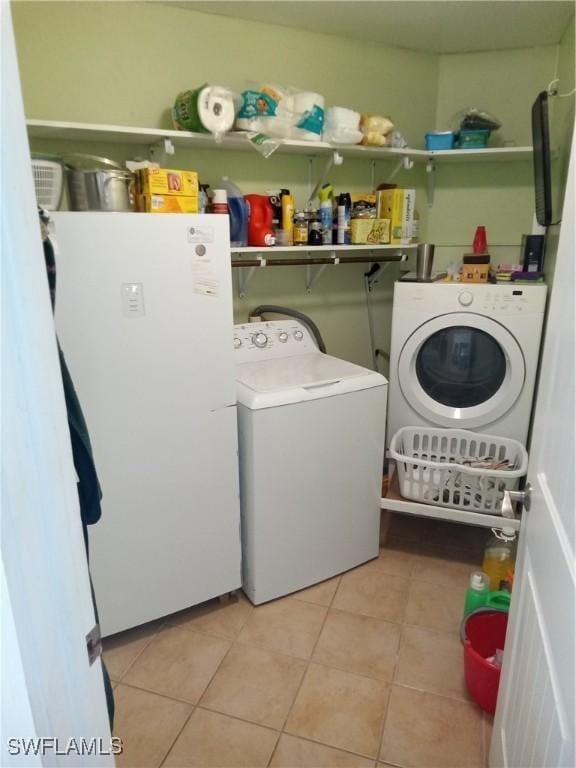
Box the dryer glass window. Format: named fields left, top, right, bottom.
left=416, top=327, right=506, bottom=408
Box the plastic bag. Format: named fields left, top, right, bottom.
left=235, top=83, right=325, bottom=141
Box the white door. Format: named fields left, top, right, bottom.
left=490, top=129, right=575, bottom=766
left=1, top=5, right=113, bottom=765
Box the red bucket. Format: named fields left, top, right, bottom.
left=462, top=610, right=509, bottom=714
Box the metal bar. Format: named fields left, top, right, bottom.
left=232, top=253, right=407, bottom=268
left=381, top=495, right=521, bottom=530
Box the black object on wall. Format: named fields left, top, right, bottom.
left=531, top=91, right=553, bottom=227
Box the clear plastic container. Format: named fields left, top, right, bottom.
left=482, top=527, right=517, bottom=591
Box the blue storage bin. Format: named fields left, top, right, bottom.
left=425, top=131, right=456, bottom=150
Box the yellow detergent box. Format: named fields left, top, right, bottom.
left=351, top=218, right=391, bottom=244
left=137, top=168, right=199, bottom=197
left=138, top=194, right=199, bottom=213
left=376, top=188, right=415, bottom=245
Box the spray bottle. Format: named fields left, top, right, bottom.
left=319, top=184, right=333, bottom=245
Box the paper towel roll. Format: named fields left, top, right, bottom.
left=290, top=91, right=325, bottom=141
left=173, top=85, right=235, bottom=136
left=235, top=86, right=290, bottom=136
left=197, top=86, right=235, bottom=135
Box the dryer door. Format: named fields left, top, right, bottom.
left=398, top=313, right=526, bottom=429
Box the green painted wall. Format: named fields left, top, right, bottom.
left=436, top=46, right=559, bottom=146
left=12, top=0, right=434, bottom=368
left=430, top=45, right=560, bottom=250
left=12, top=1, right=437, bottom=147
left=11, top=2, right=575, bottom=366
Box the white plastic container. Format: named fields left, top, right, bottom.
left=32, top=157, right=64, bottom=210
left=389, top=427, right=528, bottom=514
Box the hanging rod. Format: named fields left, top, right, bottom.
left=232, top=253, right=408, bottom=268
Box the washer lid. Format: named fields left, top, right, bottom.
left=236, top=353, right=387, bottom=409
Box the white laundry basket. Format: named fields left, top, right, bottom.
left=389, top=427, right=528, bottom=514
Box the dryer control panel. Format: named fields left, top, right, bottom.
left=396, top=282, right=547, bottom=317
left=233, top=320, right=318, bottom=363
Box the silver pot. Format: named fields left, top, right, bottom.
left=65, top=154, right=136, bottom=212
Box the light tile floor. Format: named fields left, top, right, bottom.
left=104, top=514, right=495, bottom=768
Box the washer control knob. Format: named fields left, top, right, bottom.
left=278, top=332, right=288, bottom=343
left=233, top=337, right=242, bottom=349
left=459, top=290, right=474, bottom=307
left=253, top=332, right=268, bottom=348
left=293, top=330, right=304, bottom=340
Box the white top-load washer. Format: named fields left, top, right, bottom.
left=387, top=282, right=547, bottom=446
left=235, top=320, right=387, bottom=604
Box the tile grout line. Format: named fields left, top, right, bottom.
left=111, top=620, right=167, bottom=684
left=267, top=590, right=337, bottom=767
left=376, top=683, right=394, bottom=767
left=158, top=704, right=197, bottom=768
left=156, top=620, right=248, bottom=768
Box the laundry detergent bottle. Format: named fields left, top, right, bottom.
left=245, top=194, right=275, bottom=247
left=482, top=527, right=517, bottom=591
left=220, top=177, right=249, bottom=247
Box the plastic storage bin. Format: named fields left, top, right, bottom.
left=462, top=609, right=509, bottom=713
left=425, top=131, right=456, bottom=150
left=32, top=157, right=64, bottom=210
left=458, top=129, right=491, bottom=148
left=389, top=427, right=528, bottom=513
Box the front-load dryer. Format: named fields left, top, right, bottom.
left=234, top=320, right=387, bottom=605
left=387, top=282, right=547, bottom=446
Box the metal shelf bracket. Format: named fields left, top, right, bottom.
left=308, top=151, right=344, bottom=203
left=237, top=255, right=266, bottom=298
left=426, top=158, right=436, bottom=208
left=149, top=137, right=175, bottom=164
left=388, top=155, right=415, bottom=182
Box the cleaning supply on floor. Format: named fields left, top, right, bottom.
left=220, top=177, right=249, bottom=247
left=319, top=184, right=333, bottom=245
left=463, top=572, right=512, bottom=618
left=482, top=527, right=517, bottom=591
left=464, top=572, right=490, bottom=616
left=245, top=194, right=275, bottom=247
left=462, top=609, right=508, bottom=714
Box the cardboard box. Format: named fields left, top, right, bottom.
left=138, top=168, right=199, bottom=197
left=351, top=218, right=390, bottom=244
left=461, top=264, right=490, bottom=283
left=376, top=188, right=416, bottom=245
left=138, top=194, right=199, bottom=213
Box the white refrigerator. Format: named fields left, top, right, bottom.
left=52, top=213, right=241, bottom=636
